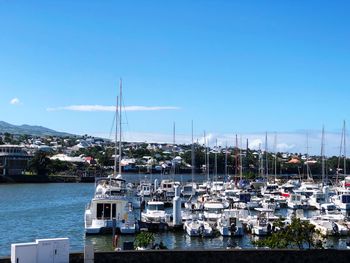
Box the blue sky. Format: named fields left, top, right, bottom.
left=1, top=0, right=350, bottom=155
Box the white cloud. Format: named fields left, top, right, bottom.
left=47, top=105, right=180, bottom=112
left=10, top=97, right=20, bottom=105
left=249, top=139, right=263, bottom=150
left=276, top=143, right=296, bottom=152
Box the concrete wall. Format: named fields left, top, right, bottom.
left=2, top=249, right=350, bottom=263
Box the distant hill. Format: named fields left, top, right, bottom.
left=0, top=121, right=74, bottom=137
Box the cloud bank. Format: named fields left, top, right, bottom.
left=90, top=130, right=343, bottom=156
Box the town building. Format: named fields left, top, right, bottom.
left=0, top=145, right=31, bottom=176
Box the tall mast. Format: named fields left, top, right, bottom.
left=259, top=143, right=263, bottom=177
left=239, top=135, right=243, bottom=180
left=191, top=120, right=195, bottom=183
left=306, top=132, right=311, bottom=180
left=273, top=132, right=277, bottom=183
left=235, top=134, right=238, bottom=177
left=118, top=79, right=122, bottom=176
left=206, top=131, right=209, bottom=181
left=214, top=138, right=218, bottom=181
left=265, top=132, right=268, bottom=180
left=114, top=95, right=119, bottom=176
left=224, top=142, right=228, bottom=180
left=203, top=131, right=206, bottom=177
left=337, top=124, right=344, bottom=183
left=173, top=122, right=176, bottom=180
left=321, top=126, right=325, bottom=186
left=344, top=120, right=347, bottom=176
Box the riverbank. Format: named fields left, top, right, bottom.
left=0, top=174, right=95, bottom=183
left=2, top=249, right=350, bottom=263
left=0, top=172, right=210, bottom=184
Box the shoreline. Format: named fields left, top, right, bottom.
left=0, top=173, right=330, bottom=184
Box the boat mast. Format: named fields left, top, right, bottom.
left=344, top=120, right=347, bottom=176
left=240, top=135, right=243, bottom=181
left=259, top=143, right=263, bottom=177
left=118, top=79, right=122, bottom=176
left=337, top=123, right=344, bottom=184
left=203, top=131, right=206, bottom=178
left=214, top=138, right=218, bottom=181
left=235, top=134, right=238, bottom=178
left=205, top=131, right=209, bottom=181
left=273, top=132, right=277, bottom=183
left=114, top=95, right=119, bottom=176
left=191, top=120, right=195, bottom=183
left=224, top=142, right=228, bottom=181
left=321, top=125, right=325, bottom=186
left=173, top=122, right=176, bottom=181
left=265, top=132, right=268, bottom=181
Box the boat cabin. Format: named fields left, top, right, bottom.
left=147, top=201, right=165, bottom=211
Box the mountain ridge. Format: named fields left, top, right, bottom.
left=0, top=121, right=74, bottom=137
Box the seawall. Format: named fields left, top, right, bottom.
left=2, top=249, right=350, bottom=263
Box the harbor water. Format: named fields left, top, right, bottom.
left=0, top=174, right=349, bottom=256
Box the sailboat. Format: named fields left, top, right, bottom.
left=84, top=79, right=138, bottom=235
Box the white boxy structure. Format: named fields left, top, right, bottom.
left=11, top=242, right=37, bottom=263
left=11, top=238, right=69, bottom=263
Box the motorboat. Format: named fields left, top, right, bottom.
left=216, top=209, right=244, bottom=237
left=84, top=177, right=137, bottom=235
left=308, top=186, right=330, bottom=210
left=287, top=193, right=308, bottom=210
left=203, top=200, right=227, bottom=222
left=181, top=183, right=197, bottom=199
left=332, top=188, right=350, bottom=210
left=247, top=207, right=278, bottom=236
left=210, top=181, right=225, bottom=194
left=156, top=180, right=180, bottom=200
left=184, top=219, right=213, bottom=237
left=137, top=180, right=152, bottom=197
left=310, top=217, right=348, bottom=236
left=141, top=201, right=168, bottom=223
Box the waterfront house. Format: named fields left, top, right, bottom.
left=0, top=145, right=31, bottom=176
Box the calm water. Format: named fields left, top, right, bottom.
left=0, top=174, right=348, bottom=256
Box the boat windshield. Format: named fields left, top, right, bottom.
left=148, top=204, right=164, bottom=211
left=183, top=186, right=193, bottom=192
left=341, top=195, right=350, bottom=203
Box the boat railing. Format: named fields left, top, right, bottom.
left=94, top=194, right=129, bottom=200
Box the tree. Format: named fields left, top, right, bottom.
left=134, top=232, right=154, bottom=249
left=4, top=132, right=13, bottom=144
left=253, top=217, right=324, bottom=249
left=47, top=159, right=73, bottom=174
left=27, top=151, right=51, bottom=176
